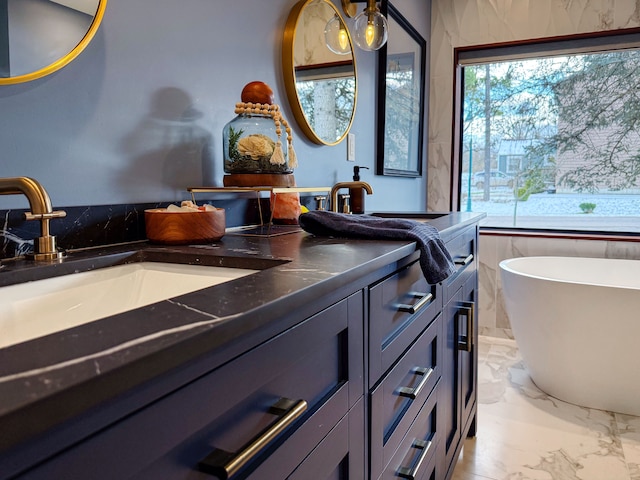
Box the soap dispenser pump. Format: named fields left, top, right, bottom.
left=350, top=165, right=369, bottom=214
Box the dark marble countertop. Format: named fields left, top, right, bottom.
left=0, top=212, right=483, bottom=467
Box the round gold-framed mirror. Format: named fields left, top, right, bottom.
left=282, top=0, right=357, bottom=146
left=0, top=0, right=108, bottom=85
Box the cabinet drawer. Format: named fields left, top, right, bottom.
left=288, top=398, right=365, bottom=480
left=369, top=260, right=441, bottom=385
left=19, top=293, right=364, bottom=480
left=370, top=315, right=441, bottom=479
left=380, top=386, right=440, bottom=480
left=442, top=226, right=477, bottom=304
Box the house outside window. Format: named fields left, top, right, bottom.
left=456, top=33, right=640, bottom=233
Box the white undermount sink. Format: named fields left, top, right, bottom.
left=0, top=262, right=258, bottom=349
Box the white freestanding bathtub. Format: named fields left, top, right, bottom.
left=499, top=256, right=640, bottom=416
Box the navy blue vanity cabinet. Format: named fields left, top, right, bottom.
left=14, top=292, right=365, bottom=480
left=370, top=310, right=442, bottom=479
left=439, top=225, right=479, bottom=480
left=368, top=259, right=444, bottom=480
left=366, top=221, right=480, bottom=480
left=380, top=382, right=442, bottom=480
left=4, top=216, right=482, bottom=480
left=368, top=260, right=442, bottom=387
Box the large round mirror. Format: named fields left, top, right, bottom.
left=0, top=0, right=107, bottom=85
left=283, top=0, right=357, bottom=146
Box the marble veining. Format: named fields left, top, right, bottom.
left=453, top=336, right=640, bottom=480
left=0, top=310, right=233, bottom=385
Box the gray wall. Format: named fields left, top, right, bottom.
left=0, top=0, right=430, bottom=212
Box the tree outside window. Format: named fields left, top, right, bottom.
left=459, top=48, right=640, bottom=232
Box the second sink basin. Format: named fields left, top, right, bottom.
left=0, top=262, right=258, bottom=349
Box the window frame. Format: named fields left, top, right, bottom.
left=451, top=28, right=640, bottom=236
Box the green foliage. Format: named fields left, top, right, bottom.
left=516, top=187, right=530, bottom=201
left=228, top=126, right=244, bottom=161
left=579, top=202, right=596, bottom=213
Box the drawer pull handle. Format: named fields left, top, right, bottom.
left=396, top=292, right=433, bottom=315
left=457, top=301, right=475, bottom=352
left=454, top=253, right=474, bottom=266
left=198, top=397, right=307, bottom=479
left=396, top=436, right=434, bottom=480
left=397, top=366, right=434, bottom=400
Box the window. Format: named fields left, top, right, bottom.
left=456, top=32, right=640, bottom=234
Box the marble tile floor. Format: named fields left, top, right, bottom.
left=452, top=336, right=640, bottom=480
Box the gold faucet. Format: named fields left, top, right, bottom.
left=0, top=177, right=66, bottom=261
left=330, top=181, right=373, bottom=213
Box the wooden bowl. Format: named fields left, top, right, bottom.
left=144, top=208, right=225, bottom=244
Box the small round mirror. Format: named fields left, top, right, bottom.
left=282, top=0, right=357, bottom=146
left=0, top=0, right=108, bottom=85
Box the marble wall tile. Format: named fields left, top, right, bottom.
left=478, top=235, right=497, bottom=331
left=427, top=75, right=455, bottom=145
left=605, top=241, right=640, bottom=258
left=427, top=142, right=451, bottom=211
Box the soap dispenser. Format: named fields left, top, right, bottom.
left=350, top=166, right=369, bottom=214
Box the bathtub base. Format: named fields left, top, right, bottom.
left=500, top=256, right=640, bottom=417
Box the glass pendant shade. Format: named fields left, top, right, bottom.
left=325, top=15, right=351, bottom=55
left=353, top=10, right=388, bottom=51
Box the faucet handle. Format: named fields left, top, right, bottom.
left=24, top=210, right=67, bottom=221
left=340, top=194, right=351, bottom=214
left=314, top=196, right=327, bottom=211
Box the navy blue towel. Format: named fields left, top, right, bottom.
left=299, top=211, right=456, bottom=284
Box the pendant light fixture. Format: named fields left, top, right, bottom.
left=341, top=0, right=388, bottom=51
left=324, top=14, right=351, bottom=55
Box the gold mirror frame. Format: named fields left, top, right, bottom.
left=0, top=0, right=108, bottom=85
left=282, top=0, right=357, bottom=146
